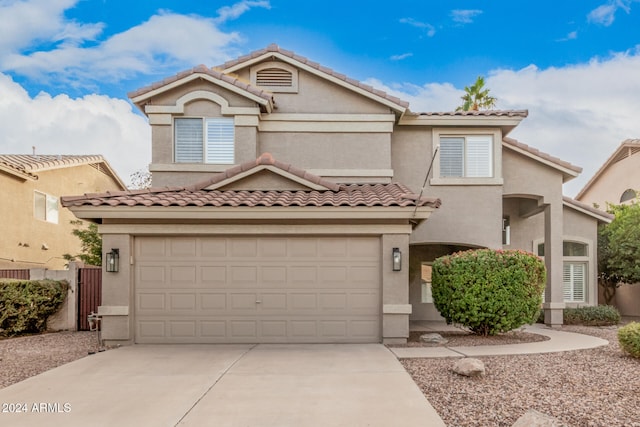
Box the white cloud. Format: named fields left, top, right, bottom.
left=367, top=47, right=640, bottom=197
left=390, top=52, right=413, bottom=61
left=1, top=1, right=269, bottom=86
left=0, top=73, right=150, bottom=186
left=588, top=0, right=637, bottom=26
left=450, top=9, right=482, bottom=24
left=399, top=18, right=436, bottom=37
left=214, top=0, right=270, bottom=23
left=557, top=31, right=578, bottom=42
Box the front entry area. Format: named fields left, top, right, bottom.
left=134, top=236, right=381, bottom=343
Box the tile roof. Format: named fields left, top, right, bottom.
left=61, top=153, right=441, bottom=209
left=127, top=64, right=274, bottom=103
left=0, top=155, right=125, bottom=188
left=502, top=137, right=582, bottom=175
left=563, top=196, right=614, bottom=222
left=61, top=183, right=441, bottom=209
left=216, top=44, right=410, bottom=109
left=187, top=153, right=341, bottom=192
left=417, top=110, right=529, bottom=118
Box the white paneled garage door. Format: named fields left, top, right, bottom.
left=134, top=236, right=381, bottom=343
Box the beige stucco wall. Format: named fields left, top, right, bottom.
left=578, top=152, right=640, bottom=208
left=0, top=166, right=123, bottom=270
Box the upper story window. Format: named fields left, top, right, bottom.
left=175, top=117, right=234, bottom=164
left=440, top=135, right=493, bottom=178
left=34, top=191, right=58, bottom=224
left=620, top=188, right=636, bottom=203
left=431, top=129, right=502, bottom=186
left=250, top=61, right=299, bottom=93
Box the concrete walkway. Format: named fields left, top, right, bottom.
left=389, top=323, right=609, bottom=358
left=0, top=343, right=445, bottom=427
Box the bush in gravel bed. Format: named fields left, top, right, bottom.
left=0, top=279, right=68, bottom=336
left=563, top=305, right=621, bottom=326
left=431, top=249, right=546, bottom=336
left=618, top=322, right=640, bottom=358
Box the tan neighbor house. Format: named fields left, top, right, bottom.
left=575, top=139, right=640, bottom=317
left=62, top=45, right=611, bottom=345
left=0, top=155, right=126, bottom=270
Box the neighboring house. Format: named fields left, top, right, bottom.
left=576, top=139, right=640, bottom=317
left=0, top=155, right=126, bottom=270
left=62, top=45, right=611, bottom=345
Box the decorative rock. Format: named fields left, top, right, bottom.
left=420, top=333, right=449, bottom=345
left=512, top=409, right=563, bottom=427
left=452, top=358, right=485, bottom=377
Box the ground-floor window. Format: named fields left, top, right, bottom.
left=536, top=239, right=589, bottom=303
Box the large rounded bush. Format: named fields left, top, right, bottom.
left=431, top=249, right=546, bottom=336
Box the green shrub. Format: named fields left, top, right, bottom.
left=563, top=305, right=621, bottom=326
left=618, top=322, right=640, bottom=358
left=0, top=279, right=69, bottom=336
left=431, top=249, right=546, bottom=336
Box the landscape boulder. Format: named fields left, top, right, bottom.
left=420, top=333, right=448, bottom=345
left=512, top=409, right=563, bottom=427
left=452, top=358, right=485, bottom=377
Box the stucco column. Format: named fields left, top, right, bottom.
left=98, top=233, right=133, bottom=344
left=543, top=202, right=565, bottom=326
left=381, top=233, right=411, bottom=344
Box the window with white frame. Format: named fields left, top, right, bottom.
left=536, top=240, right=588, bottom=303
left=175, top=117, right=234, bottom=164
left=439, top=135, right=493, bottom=178
left=34, top=191, right=59, bottom=224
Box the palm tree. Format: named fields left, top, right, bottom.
left=456, top=76, right=497, bottom=111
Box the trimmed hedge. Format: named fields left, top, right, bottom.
left=564, top=305, right=621, bottom=326
left=432, top=249, right=546, bottom=336
left=618, top=322, right=640, bottom=358
left=0, top=279, right=68, bottom=336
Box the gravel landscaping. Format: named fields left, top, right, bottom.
left=1, top=325, right=638, bottom=426
left=0, top=331, right=103, bottom=389
left=402, top=325, right=640, bottom=427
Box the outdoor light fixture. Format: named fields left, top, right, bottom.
left=105, top=248, right=119, bottom=273
left=392, top=247, right=402, bottom=271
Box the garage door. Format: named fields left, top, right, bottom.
left=134, top=236, right=381, bottom=343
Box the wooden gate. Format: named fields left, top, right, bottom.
left=77, top=267, right=102, bottom=331
left=0, top=269, right=30, bottom=279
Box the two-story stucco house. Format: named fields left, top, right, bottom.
left=62, top=45, right=611, bottom=345
left=575, top=138, right=640, bottom=317
left=0, top=155, right=125, bottom=270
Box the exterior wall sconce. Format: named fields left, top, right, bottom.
left=392, top=248, right=402, bottom=271
left=105, top=249, right=119, bottom=273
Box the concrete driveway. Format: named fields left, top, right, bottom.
left=0, top=344, right=444, bottom=427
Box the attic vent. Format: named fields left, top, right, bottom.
left=257, top=68, right=293, bottom=87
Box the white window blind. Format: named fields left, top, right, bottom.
left=175, top=118, right=234, bottom=164
left=439, top=135, right=492, bottom=178
left=563, top=262, right=586, bottom=302
left=466, top=136, right=492, bottom=177
left=205, top=118, right=234, bottom=164
left=175, top=118, right=204, bottom=163
left=440, top=137, right=464, bottom=177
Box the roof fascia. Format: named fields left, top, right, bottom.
left=222, top=52, right=407, bottom=114
left=0, top=164, right=35, bottom=181
left=130, top=73, right=271, bottom=111
left=575, top=142, right=638, bottom=200
left=204, top=165, right=333, bottom=191
left=502, top=141, right=580, bottom=182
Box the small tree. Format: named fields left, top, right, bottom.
left=456, top=76, right=497, bottom=111
left=432, top=249, right=546, bottom=336
left=598, top=202, right=640, bottom=304
left=63, top=220, right=102, bottom=266
left=130, top=169, right=152, bottom=190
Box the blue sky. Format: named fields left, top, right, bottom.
left=1, top=0, right=640, bottom=196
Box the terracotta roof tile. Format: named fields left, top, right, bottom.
left=418, top=110, right=529, bottom=117
left=127, top=65, right=274, bottom=104
left=61, top=183, right=441, bottom=209
left=503, top=137, right=582, bottom=174
left=216, top=44, right=410, bottom=109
